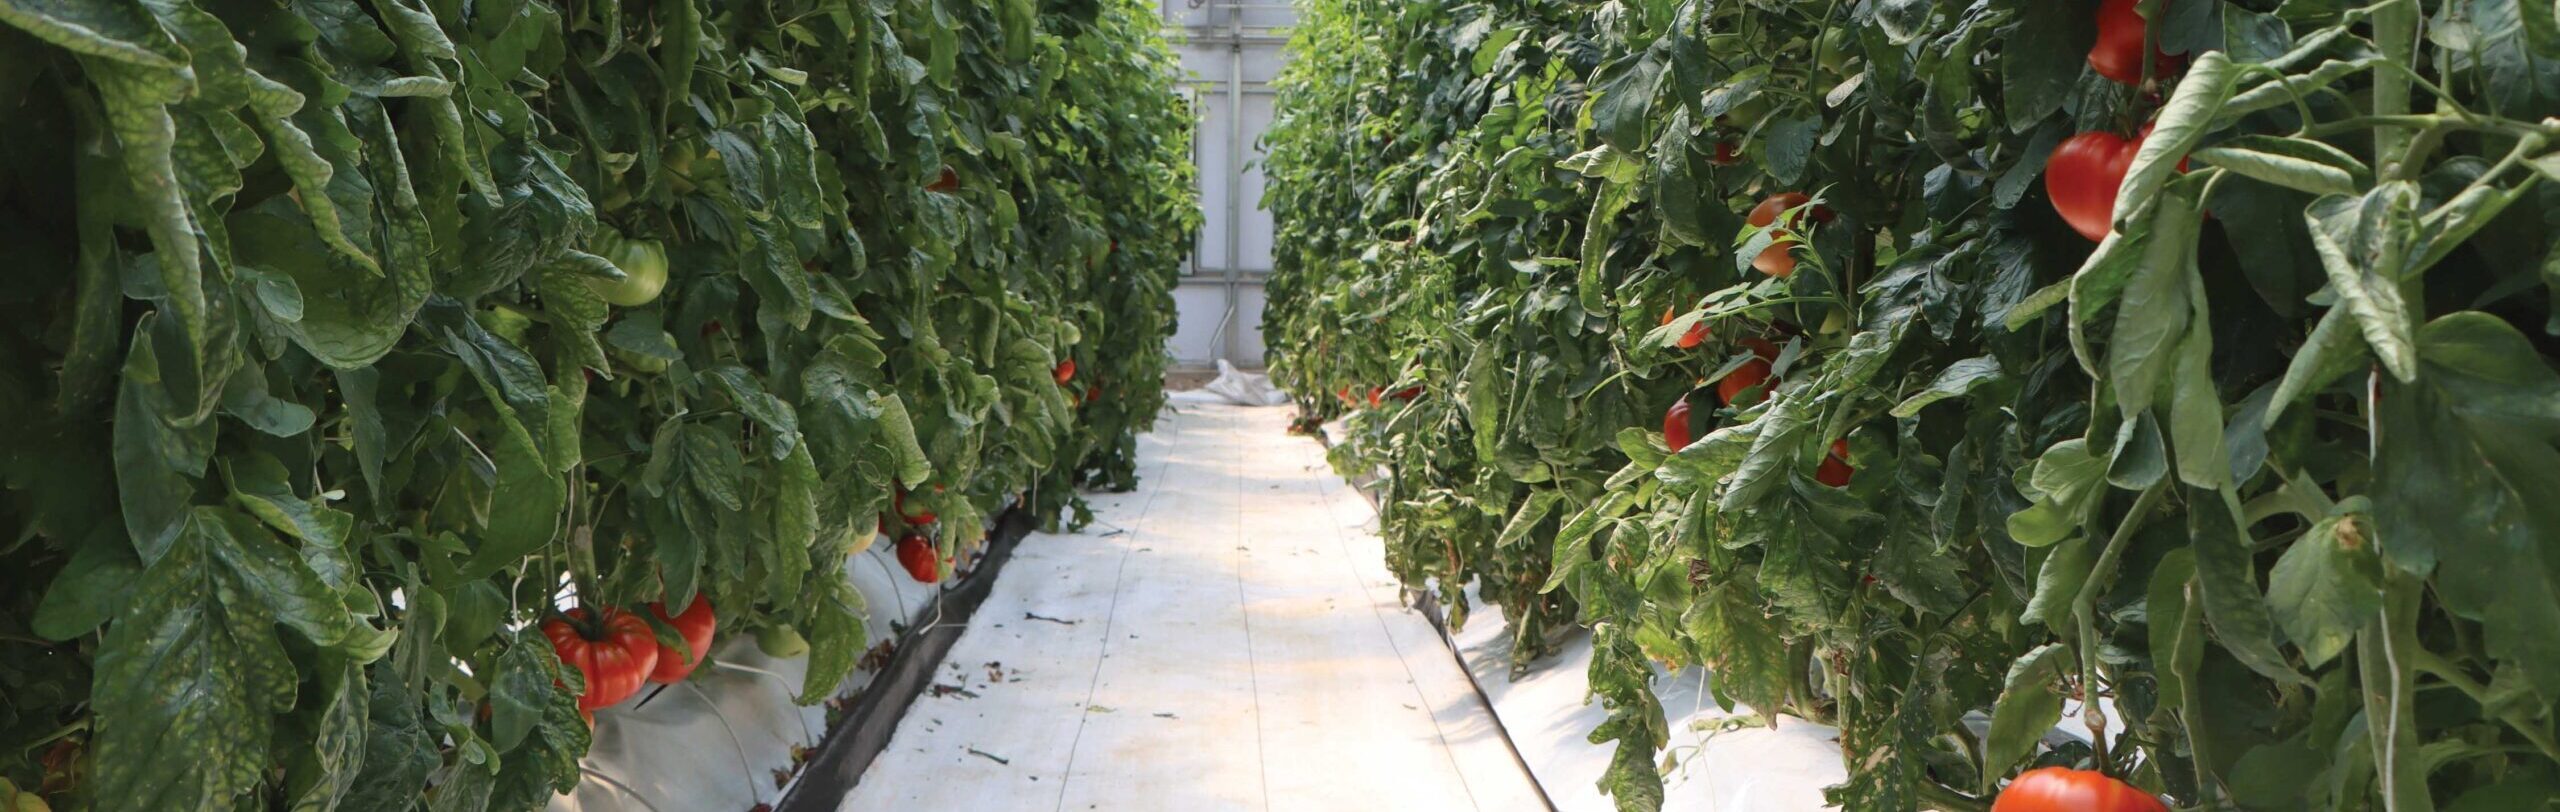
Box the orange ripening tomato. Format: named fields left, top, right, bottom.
left=543, top=608, right=661, bottom=712
left=1663, top=398, right=1696, bottom=451
left=1366, top=387, right=1383, bottom=408
left=1815, top=439, right=1854, bottom=488
left=1054, top=358, right=1077, bottom=385
left=1661, top=308, right=1709, bottom=349
left=646, top=594, right=718, bottom=684
left=1992, top=767, right=2169, bottom=812
left=896, top=532, right=940, bottom=584
left=1746, top=193, right=1835, bottom=277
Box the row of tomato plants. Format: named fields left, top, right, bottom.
left=0, top=0, right=1198, bottom=808
left=1265, top=0, right=2560, bottom=810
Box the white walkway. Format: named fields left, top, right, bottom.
left=843, top=403, right=1545, bottom=812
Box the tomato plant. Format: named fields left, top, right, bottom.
left=0, top=0, right=1196, bottom=807
left=1268, top=0, right=2560, bottom=809
left=543, top=609, right=662, bottom=713
left=647, top=594, right=719, bottom=684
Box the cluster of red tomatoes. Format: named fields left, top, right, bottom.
left=1660, top=335, right=1853, bottom=489
left=541, top=594, right=720, bottom=716
left=892, top=486, right=946, bottom=584
left=2047, top=0, right=2192, bottom=242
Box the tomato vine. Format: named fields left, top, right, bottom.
left=1267, top=1, right=2560, bottom=809
left=0, top=0, right=1196, bottom=808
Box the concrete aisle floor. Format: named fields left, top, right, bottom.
left=842, top=403, right=1546, bottom=812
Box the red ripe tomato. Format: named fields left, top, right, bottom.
left=1746, top=193, right=1835, bottom=277
left=2089, top=0, right=2183, bottom=87
left=1661, top=308, right=1710, bottom=349
left=1992, top=767, right=2168, bottom=812
left=2045, top=131, right=2142, bottom=242
left=1663, top=398, right=1696, bottom=451
left=1815, top=439, right=1854, bottom=488
left=543, top=607, right=661, bottom=712
left=896, top=532, right=940, bottom=584
left=646, top=594, right=718, bottom=684
left=1054, top=358, right=1077, bottom=385
left=1336, top=386, right=1354, bottom=405
left=1717, top=339, right=1782, bottom=405
left=1711, top=141, right=1742, bottom=166
left=928, top=166, right=960, bottom=193
left=1388, top=385, right=1423, bottom=402
left=1084, top=384, right=1101, bottom=404
left=1366, top=387, right=1383, bottom=408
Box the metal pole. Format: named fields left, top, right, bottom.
left=1220, top=2, right=1245, bottom=366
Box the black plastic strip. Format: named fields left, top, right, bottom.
left=775, top=505, right=1038, bottom=812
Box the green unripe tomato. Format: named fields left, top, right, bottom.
left=1817, top=26, right=1854, bottom=75
left=755, top=623, right=810, bottom=658
left=586, top=230, right=670, bottom=307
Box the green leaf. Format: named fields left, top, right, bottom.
left=2112, top=51, right=2238, bottom=228
left=2007, top=439, right=2107, bottom=547
left=1892, top=356, right=2005, bottom=417
left=2019, top=535, right=2094, bottom=632
left=91, top=512, right=292, bottom=812
left=1983, top=643, right=2072, bottom=787
left=2267, top=515, right=2381, bottom=669
left=2110, top=183, right=2200, bottom=419
left=796, top=576, right=867, bottom=705
left=2304, top=185, right=2421, bottom=382
left=2374, top=313, right=2560, bottom=698
left=487, top=633, right=552, bottom=752
left=2190, top=490, right=2311, bottom=685
left=2001, top=3, right=2089, bottom=129
left=2190, top=136, right=2371, bottom=197
left=226, top=452, right=353, bottom=548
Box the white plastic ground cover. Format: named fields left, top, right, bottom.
left=1317, top=414, right=1845, bottom=811
left=844, top=403, right=1542, bottom=811
left=544, top=519, right=971, bottom=812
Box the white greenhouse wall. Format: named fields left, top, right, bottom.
left=1163, top=1, right=1288, bottom=370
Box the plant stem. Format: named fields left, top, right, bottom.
left=1918, top=780, right=1992, bottom=812
left=2411, top=648, right=2560, bottom=766
left=2070, top=481, right=2171, bottom=769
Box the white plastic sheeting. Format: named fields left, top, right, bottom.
left=843, top=404, right=1541, bottom=811
left=1167, top=359, right=1290, bottom=407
